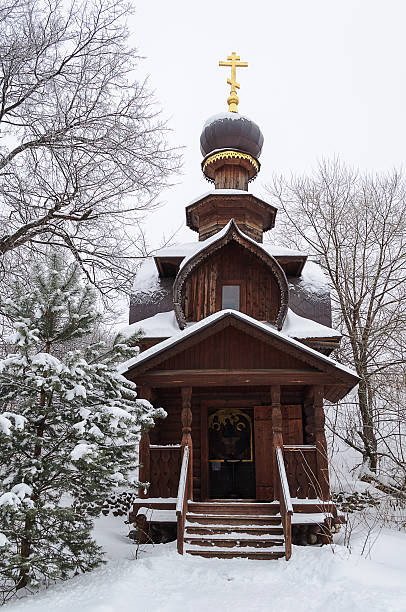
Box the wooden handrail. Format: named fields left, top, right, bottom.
left=276, top=446, right=293, bottom=560
left=283, top=444, right=317, bottom=450
left=176, top=445, right=190, bottom=554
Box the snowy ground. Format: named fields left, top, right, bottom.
left=5, top=514, right=406, bottom=612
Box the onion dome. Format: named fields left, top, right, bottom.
left=200, top=112, right=264, bottom=159
left=200, top=112, right=264, bottom=185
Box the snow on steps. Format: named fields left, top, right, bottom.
left=186, top=536, right=285, bottom=548
left=184, top=501, right=286, bottom=560
left=185, top=525, right=284, bottom=536
left=186, top=545, right=286, bottom=560
left=186, top=514, right=282, bottom=526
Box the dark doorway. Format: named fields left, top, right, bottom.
left=208, top=408, right=255, bottom=498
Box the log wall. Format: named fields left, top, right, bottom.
left=182, top=242, right=281, bottom=323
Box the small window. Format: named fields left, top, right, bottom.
left=222, top=285, right=240, bottom=310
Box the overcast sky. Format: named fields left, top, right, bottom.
left=128, top=0, right=406, bottom=249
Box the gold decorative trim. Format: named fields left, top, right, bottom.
left=208, top=408, right=253, bottom=462
left=202, top=150, right=259, bottom=172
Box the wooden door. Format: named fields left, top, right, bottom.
left=207, top=408, right=255, bottom=499
left=254, top=405, right=273, bottom=501
left=201, top=405, right=256, bottom=500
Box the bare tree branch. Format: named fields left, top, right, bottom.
left=0, top=0, right=181, bottom=297
left=266, top=160, right=406, bottom=480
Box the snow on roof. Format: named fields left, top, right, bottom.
left=121, top=311, right=180, bottom=339
left=203, top=112, right=253, bottom=128
left=282, top=309, right=340, bottom=339
left=122, top=307, right=340, bottom=344
left=187, top=188, right=252, bottom=207
left=298, top=260, right=329, bottom=295
left=119, top=309, right=356, bottom=379
left=186, top=188, right=272, bottom=208
left=132, top=257, right=172, bottom=296
left=154, top=221, right=307, bottom=262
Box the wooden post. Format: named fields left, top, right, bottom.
left=138, top=386, right=152, bottom=499
left=271, top=386, right=283, bottom=501
left=254, top=405, right=273, bottom=501
left=312, top=385, right=330, bottom=501
left=200, top=403, right=209, bottom=501
left=181, top=387, right=193, bottom=501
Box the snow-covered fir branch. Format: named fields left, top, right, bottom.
left=0, top=253, right=165, bottom=602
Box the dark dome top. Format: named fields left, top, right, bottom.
left=200, top=112, right=264, bottom=159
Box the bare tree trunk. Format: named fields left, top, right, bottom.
left=357, top=380, right=378, bottom=471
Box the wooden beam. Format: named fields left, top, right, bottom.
left=200, top=403, right=209, bottom=501
left=134, top=369, right=335, bottom=388
left=137, top=385, right=152, bottom=499
left=271, top=386, right=283, bottom=501
left=181, top=387, right=193, bottom=501
left=254, top=404, right=273, bottom=501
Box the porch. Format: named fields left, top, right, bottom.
left=130, top=383, right=341, bottom=559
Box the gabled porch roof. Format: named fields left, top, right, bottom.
left=120, top=310, right=359, bottom=401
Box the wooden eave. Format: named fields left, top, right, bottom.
left=125, top=312, right=359, bottom=401
left=279, top=256, right=307, bottom=277
left=154, top=256, right=183, bottom=278
left=154, top=253, right=306, bottom=279
left=297, top=336, right=342, bottom=356
left=185, top=193, right=277, bottom=233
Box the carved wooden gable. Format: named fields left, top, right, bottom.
left=173, top=221, right=289, bottom=330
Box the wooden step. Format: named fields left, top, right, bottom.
left=185, top=525, right=284, bottom=536
left=188, top=502, right=280, bottom=515
left=186, top=514, right=282, bottom=526
left=186, top=548, right=285, bottom=560
left=184, top=537, right=284, bottom=548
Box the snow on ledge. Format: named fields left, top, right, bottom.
left=137, top=508, right=176, bottom=522
left=292, top=513, right=334, bottom=524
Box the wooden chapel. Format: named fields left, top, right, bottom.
left=122, top=53, right=359, bottom=560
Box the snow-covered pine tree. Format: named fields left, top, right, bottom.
left=0, top=253, right=165, bottom=602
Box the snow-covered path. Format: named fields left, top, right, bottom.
left=5, top=516, right=406, bottom=612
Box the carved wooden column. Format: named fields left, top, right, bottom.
left=312, top=385, right=330, bottom=501
left=138, top=386, right=152, bottom=499
left=181, top=387, right=193, bottom=500
left=271, top=385, right=283, bottom=501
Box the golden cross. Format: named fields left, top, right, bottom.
left=219, top=52, right=248, bottom=112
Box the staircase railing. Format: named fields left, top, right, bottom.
left=176, top=445, right=190, bottom=555
left=276, top=446, right=293, bottom=560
